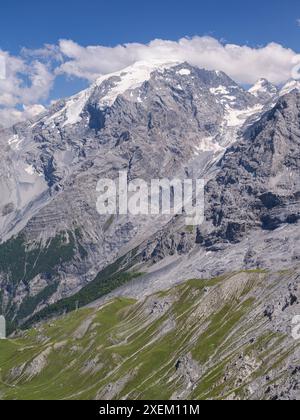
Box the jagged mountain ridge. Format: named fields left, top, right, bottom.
left=0, top=61, right=298, bottom=330
left=0, top=62, right=272, bottom=326
left=0, top=61, right=271, bottom=242
left=127, top=91, right=300, bottom=283
left=205, top=91, right=300, bottom=242
left=248, top=78, right=279, bottom=104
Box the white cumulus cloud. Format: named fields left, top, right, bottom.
left=57, top=37, right=300, bottom=85
left=0, top=49, right=54, bottom=127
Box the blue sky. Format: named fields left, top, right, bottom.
left=1, top=0, right=300, bottom=126
left=1, top=0, right=300, bottom=52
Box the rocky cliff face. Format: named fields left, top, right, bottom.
left=113, top=90, right=300, bottom=287
left=249, top=78, right=279, bottom=104
left=204, top=90, right=300, bottom=243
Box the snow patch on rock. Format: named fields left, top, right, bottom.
left=210, top=85, right=230, bottom=95
left=63, top=89, right=91, bottom=127
left=194, top=136, right=224, bottom=154
left=8, top=134, right=23, bottom=150
left=25, top=165, right=36, bottom=176
left=280, top=80, right=300, bottom=96
left=224, top=104, right=263, bottom=127
left=177, top=68, right=191, bottom=76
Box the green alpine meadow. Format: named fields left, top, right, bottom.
left=0, top=271, right=299, bottom=400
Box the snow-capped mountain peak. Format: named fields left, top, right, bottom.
left=25, top=60, right=271, bottom=148
left=25, top=61, right=268, bottom=154
left=93, top=60, right=179, bottom=103
left=1, top=62, right=270, bottom=243
left=280, top=79, right=300, bottom=96
left=248, top=78, right=278, bottom=102
left=48, top=60, right=180, bottom=127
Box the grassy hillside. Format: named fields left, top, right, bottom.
left=0, top=270, right=299, bottom=400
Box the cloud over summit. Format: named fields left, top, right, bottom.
left=57, top=37, right=300, bottom=85
left=1, top=36, right=300, bottom=127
